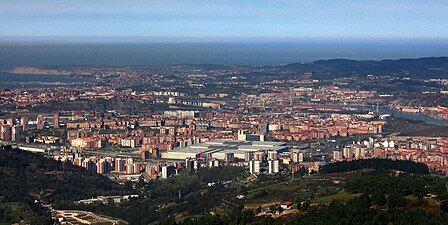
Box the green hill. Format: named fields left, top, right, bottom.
left=0, top=145, right=129, bottom=225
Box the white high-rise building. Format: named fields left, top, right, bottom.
left=354, top=148, right=366, bottom=159
left=126, top=158, right=134, bottom=174
left=97, top=159, right=106, bottom=174
left=11, top=125, right=21, bottom=142
left=1, top=124, right=11, bottom=141
left=20, top=117, right=28, bottom=131
left=208, top=159, right=220, bottom=168
left=267, top=150, right=277, bottom=160
left=115, top=158, right=124, bottom=173
left=161, top=165, right=175, bottom=179
left=291, top=149, right=304, bottom=163
left=343, top=147, right=353, bottom=159
left=249, top=160, right=260, bottom=174
left=268, top=160, right=279, bottom=174
left=333, top=150, right=343, bottom=161
left=36, top=115, right=44, bottom=130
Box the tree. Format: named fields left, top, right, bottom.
left=320, top=158, right=429, bottom=174
left=387, top=193, right=407, bottom=208
left=301, top=201, right=310, bottom=211
left=371, top=191, right=387, bottom=206
left=441, top=200, right=448, bottom=213
left=358, top=193, right=372, bottom=208
left=296, top=197, right=302, bottom=210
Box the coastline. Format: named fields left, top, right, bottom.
left=3, top=68, right=72, bottom=76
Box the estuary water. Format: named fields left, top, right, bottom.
left=375, top=106, right=446, bottom=126
left=0, top=71, right=86, bottom=88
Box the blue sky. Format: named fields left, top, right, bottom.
left=0, top=0, right=447, bottom=41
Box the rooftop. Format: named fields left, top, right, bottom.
left=161, top=139, right=288, bottom=160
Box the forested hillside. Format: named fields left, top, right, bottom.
left=280, top=57, right=448, bottom=79
left=320, top=158, right=430, bottom=174
left=0, top=145, right=129, bottom=224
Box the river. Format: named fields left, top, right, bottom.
left=373, top=105, right=446, bottom=126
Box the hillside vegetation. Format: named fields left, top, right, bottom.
left=0, top=146, right=130, bottom=224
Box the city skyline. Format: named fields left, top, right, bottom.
left=2, top=1, right=448, bottom=224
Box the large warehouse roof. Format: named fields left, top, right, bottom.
left=161, top=139, right=288, bottom=160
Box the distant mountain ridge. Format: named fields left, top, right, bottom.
left=280, top=57, right=448, bottom=78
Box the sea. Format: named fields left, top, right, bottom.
left=1, top=40, right=447, bottom=67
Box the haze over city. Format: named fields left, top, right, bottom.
left=1, top=1, right=448, bottom=225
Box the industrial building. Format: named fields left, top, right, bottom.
left=161, top=139, right=288, bottom=161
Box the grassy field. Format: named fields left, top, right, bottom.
left=403, top=195, right=441, bottom=213
left=240, top=171, right=444, bottom=215
left=314, top=191, right=361, bottom=204
left=242, top=173, right=362, bottom=209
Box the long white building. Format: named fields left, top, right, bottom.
left=161, top=139, right=288, bottom=160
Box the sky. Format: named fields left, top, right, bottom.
left=0, top=0, right=447, bottom=41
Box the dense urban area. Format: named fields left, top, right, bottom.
left=2, top=57, right=448, bottom=224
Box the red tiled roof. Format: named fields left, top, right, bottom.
left=280, top=200, right=293, bottom=206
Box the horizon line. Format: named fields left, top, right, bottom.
left=1, top=36, right=448, bottom=44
